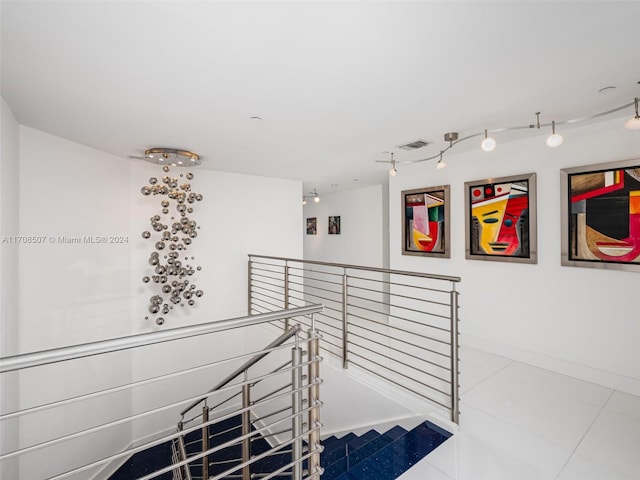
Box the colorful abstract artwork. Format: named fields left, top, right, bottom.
left=402, top=185, right=450, bottom=257
left=561, top=159, right=640, bottom=271
left=306, top=217, right=317, bottom=235
left=465, top=173, right=537, bottom=263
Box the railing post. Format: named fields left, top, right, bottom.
left=307, top=328, right=322, bottom=479
left=450, top=285, right=460, bottom=424
left=242, top=372, right=251, bottom=480
left=177, top=423, right=193, bottom=480
left=247, top=257, right=253, bottom=315
left=201, top=406, right=209, bottom=480
left=342, top=271, right=348, bottom=369
left=284, top=261, right=290, bottom=330
left=291, top=336, right=303, bottom=480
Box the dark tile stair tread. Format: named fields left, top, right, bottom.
left=345, top=429, right=379, bottom=451
left=332, top=421, right=451, bottom=480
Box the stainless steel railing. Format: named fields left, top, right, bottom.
left=173, top=321, right=324, bottom=480
left=248, top=255, right=461, bottom=423
left=0, top=304, right=324, bottom=480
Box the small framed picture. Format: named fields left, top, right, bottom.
left=328, top=216, right=341, bottom=235
left=306, top=217, right=317, bottom=235
left=402, top=185, right=450, bottom=257
left=464, top=172, right=537, bottom=264
left=561, top=158, right=640, bottom=272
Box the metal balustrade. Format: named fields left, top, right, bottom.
left=248, top=255, right=461, bottom=424
left=0, top=304, right=323, bottom=480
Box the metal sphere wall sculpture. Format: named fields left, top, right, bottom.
left=140, top=163, right=203, bottom=326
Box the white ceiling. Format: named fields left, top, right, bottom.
left=2, top=1, right=639, bottom=195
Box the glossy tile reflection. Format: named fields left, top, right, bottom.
left=398, top=346, right=640, bottom=480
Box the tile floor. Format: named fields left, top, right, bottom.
left=397, top=346, right=640, bottom=480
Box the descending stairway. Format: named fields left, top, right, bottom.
left=110, top=415, right=451, bottom=480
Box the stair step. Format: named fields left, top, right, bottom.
left=332, top=421, right=451, bottom=480
left=321, top=426, right=407, bottom=480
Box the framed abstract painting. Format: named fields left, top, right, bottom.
left=465, top=173, right=537, bottom=263
left=402, top=185, right=450, bottom=257
left=561, top=158, right=640, bottom=272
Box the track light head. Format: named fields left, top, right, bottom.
left=481, top=129, right=496, bottom=152
left=546, top=120, right=564, bottom=147
left=625, top=97, right=640, bottom=130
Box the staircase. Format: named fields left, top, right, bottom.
left=110, top=415, right=451, bottom=480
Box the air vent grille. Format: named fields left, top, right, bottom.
left=397, top=139, right=431, bottom=150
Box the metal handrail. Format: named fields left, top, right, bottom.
left=248, top=254, right=461, bottom=424
left=249, top=254, right=462, bottom=283
left=0, top=304, right=323, bottom=373
left=179, top=323, right=303, bottom=417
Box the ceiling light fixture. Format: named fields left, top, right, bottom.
left=302, top=196, right=307, bottom=206
left=310, top=188, right=320, bottom=203
left=436, top=151, right=446, bottom=170
left=625, top=97, right=640, bottom=130
left=546, top=121, right=564, bottom=147
left=388, top=153, right=397, bottom=176
left=144, top=148, right=200, bottom=166
left=481, top=129, right=497, bottom=152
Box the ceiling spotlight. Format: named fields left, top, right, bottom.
left=481, top=129, right=496, bottom=152
left=546, top=121, right=564, bottom=147
left=388, top=152, right=397, bottom=176
left=625, top=97, right=640, bottom=130
left=311, top=188, right=320, bottom=203
left=436, top=152, right=446, bottom=170
left=144, top=148, right=200, bottom=166
left=302, top=197, right=307, bottom=206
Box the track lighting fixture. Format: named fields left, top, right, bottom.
left=312, top=188, right=320, bottom=203
left=388, top=153, right=397, bottom=176
left=481, top=129, right=496, bottom=152
left=546, top=120, right=564, bottom=147
left=436, top=152, right=446, bottom=170
left=625, top=97, right=640, bottom=130
left=302, top=197, right=307, bottom=206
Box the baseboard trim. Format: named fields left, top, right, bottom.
left=461, top=334, right=640, bottom=396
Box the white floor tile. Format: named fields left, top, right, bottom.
left=397, top=457, right=453, bottom=480
left=499, top=362, right=612, bottom=407
left=424, top=430, right=565, bottom=480
left=605, top=390, right=640, bottom=420
left=556, top=453, right=635, bottom=480
left=460, top=346, right=512, bottom=373
left=462, top=372, right=601, bottom=449
left=459, top=361, right=497, bottom=394
left=576, top=409, right=640, bottom=479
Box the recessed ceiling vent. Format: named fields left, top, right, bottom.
left=397, top=139, right=431, bottom=150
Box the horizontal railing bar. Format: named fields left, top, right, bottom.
left=348, top=358, right=451, bottom=410
left=348, top=306, right=452, bottom=335
left=250, top=405, right=292, bottom=423
left=347, top=319, right=451, bottom=360
left=347, top=298, right=451, bottom=322
left=257, top=428, right=293, bottom=439
left=347, top=274, right=453, bottom=295
left=249, top=254, right=461, bottom=283
left=252, top=382, right=293, bottom=404
left=250, top=296, right=287, bottom=312
left=1, top=334, right=311, bottom=423
left=181, top=326, right=321, bottom=416
left=251, top=282, right=286, bottom=296
left=250, top=266, right=285, bottom=277
left=141, top=406, right=322, bottom=480
left=347, top=350, right=451, bottom=396
left=250, top=272, right=285, bottom=283
left=347, top=331, right=450, bottom=379
left=287, top=275, right=343, bottom=288
left=250, top=291, right=286, bottom=307
left=289, top=290, right=341, bottom=307
left=0, top=304, right=323, bottom=373
left=44, top=381, right=322, bottom=480
left=2, top=359, right=321, bottom=461
left=286, top=266, right=344, bottom=279
left=288, top=282, right=343, bottom=298
left=347, top=284, right=451, bottom=308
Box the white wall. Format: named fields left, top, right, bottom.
left=1, top=97, right=21, bottom=480
left=13, top=126, right=304, bottom=478
left=303, top=184, right=388, bottom=268
left=389, top=116, right=640, bottom=395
